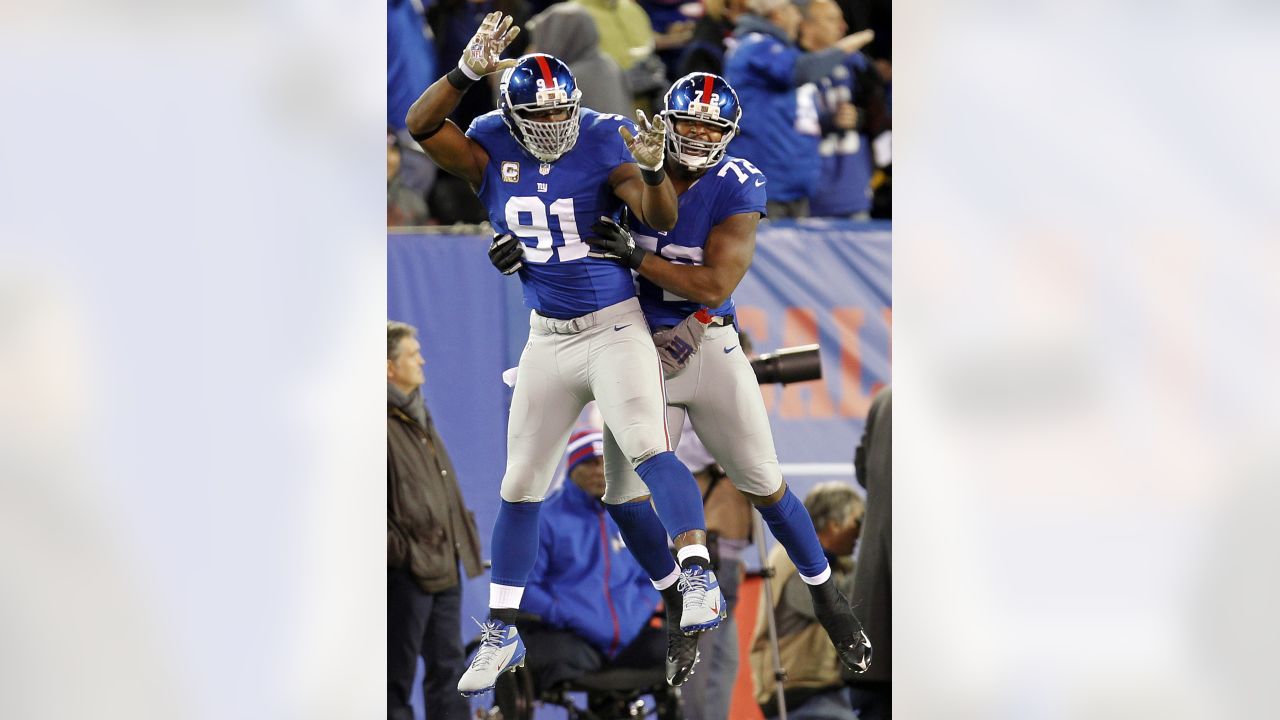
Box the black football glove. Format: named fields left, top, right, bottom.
left=585, top=216, right=648, bottom=270
left=488, top=233, right=524, bottom=275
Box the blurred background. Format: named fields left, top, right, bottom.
left=2, top=1, right=1278, bottom=719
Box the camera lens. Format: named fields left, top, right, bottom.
left=750, top=344, right=822, bottom=385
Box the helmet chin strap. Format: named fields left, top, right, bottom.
left=675, top=151, right=715, bottom=170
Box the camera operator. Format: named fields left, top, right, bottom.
left=750, top=482, right=866, bottom=720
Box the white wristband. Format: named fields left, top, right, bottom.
left=636, top=159, right=663, bottom=172
left=457, top=55, right=483, bottom=82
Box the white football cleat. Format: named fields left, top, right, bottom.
left=677, top=564, right=726, bottom=635
left=457, top=618, right=526, bottom=697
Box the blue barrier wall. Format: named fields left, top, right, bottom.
left=388, top=219, right=889, bottom=717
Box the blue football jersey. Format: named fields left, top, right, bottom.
left=467, top=108, right=640, bottom=319
left=628, top=155, right=769, bottom=328
left=811, top=56, right=874, bottom=217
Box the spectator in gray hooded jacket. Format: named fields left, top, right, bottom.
left=527, top=2, right=635, bottom=118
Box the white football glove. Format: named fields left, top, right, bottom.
left=619, top=109, right=667, bottom=171
left=652, top=309, right=715, bottom=377
left=458, top=12, right=521, bottom=80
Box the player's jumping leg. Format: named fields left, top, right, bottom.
left=457, top=499, right=535, bottom=697
left=687, top=325, right=872, bottom=673
left=604, top=494, right=700, bottom=685
left=633, top=451, right=726, bottom=634
left=458, top=334, right=588, bottom=696
left=591, top=310, right=726, bottom=642
left=602, top=406, right=709, bottom=686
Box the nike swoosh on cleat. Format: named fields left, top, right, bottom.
left=723, top=345, right=737, bottom=354
left=614, top=324, right=631, bottom=331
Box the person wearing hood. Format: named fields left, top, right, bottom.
left=723, top=0, right=873, bottom=218
left=571, top=0, right=658, bottom=73
left=387, top=320, right=484, bottom=720
left=527, top=2, right=634, bottom=118
left=571, top=0, right=671, bottom=112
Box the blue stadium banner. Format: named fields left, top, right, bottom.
left=735, top=219, right=891, bottom=467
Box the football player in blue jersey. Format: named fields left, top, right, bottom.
left=405, top=12, right=726, bottom=696
left=580, top=72, right=874, bottom=677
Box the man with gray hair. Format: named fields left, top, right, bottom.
left=750, top=481, right=866, bottom=720
left=387, top=321, right=484, bottom=720
left=724, top=0, right=874, bottom=217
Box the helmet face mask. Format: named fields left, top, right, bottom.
left=661, top=73, right=742, bottom=171
left=499, top=54, right=583, bottom=163
left=666, top=116, right=736, bottom=168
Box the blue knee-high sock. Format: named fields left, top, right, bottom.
left=489, top=499, right=542, bottom=588
left=607, top=500, right=679, bottom=582
left=758, top=488, right=830, bottom=578
left=635, top=451, right=706, bottom=539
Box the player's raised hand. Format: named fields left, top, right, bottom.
left=618, top=109, right=666, bottom=171
left=459, top=12, right=521, bottom=80
left=488, top=233, right=524, bottom=275
left=585, top=216, right=648, bottom=270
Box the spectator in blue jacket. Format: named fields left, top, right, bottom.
left=724, top=0, right=874, bottom=218
left=388, top=0, right=436, bottom=133
left=798, top=0, right=877, bottom=218
left=518, top=430, right=673, bottom=703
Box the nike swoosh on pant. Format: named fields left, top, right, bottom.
left=614, top=324, right=631, bottom=331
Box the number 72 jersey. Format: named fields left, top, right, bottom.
left=467, top=108, right=641, bottom=319
left=628, top=155, right=769, bottom=328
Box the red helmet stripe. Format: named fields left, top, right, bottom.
left=534, top=54, right=555, bottom=87
left=701, top=73, right=715, bottom=102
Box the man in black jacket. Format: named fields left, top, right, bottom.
left=388, top=320, right=485, bottom=720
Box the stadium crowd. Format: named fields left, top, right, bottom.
left=388, top=0, right=891, bottom=227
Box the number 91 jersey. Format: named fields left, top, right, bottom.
left=467, top=108, right=640, bottom=319
left=628, top=155, right=769, bottom=327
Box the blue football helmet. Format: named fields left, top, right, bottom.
left=661, top=73, right=742, bottom=170
left=498, top=54, right=583, bottom=163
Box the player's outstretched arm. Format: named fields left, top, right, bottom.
left=585, top=212, right=758, bottom=307
left=405, top=11, right=520, bottom=189
left=609, top=110, right=678, bottom=231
